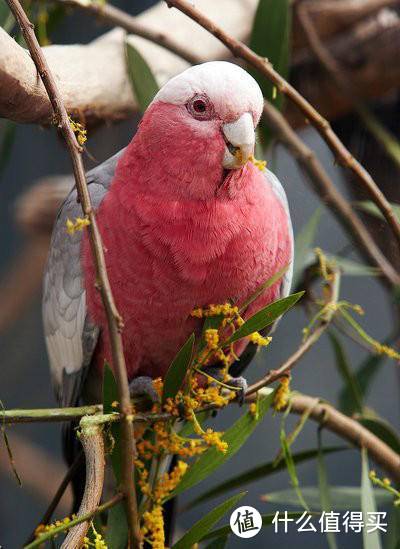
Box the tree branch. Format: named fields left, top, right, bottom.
left=4, top=0, right=141, bottom=544
left=165, top=0, right=400, bottom=262
left=60, top=420, right=105, bottom=549
left=247, top=264, right=341, bottom=395
left=262, top=101, right=400, bottom=287
left=26, top=493, right=123, bottom=549
left=59, top=0, right=201, bottom=65
left=289, top=393, right=400, bottom=483
left=1, top=1, right=400, bottom=126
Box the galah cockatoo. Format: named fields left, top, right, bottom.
left=43, top=61, right=293, bottom=416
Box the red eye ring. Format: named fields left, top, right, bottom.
left=186, top=95, right=213, bottom=120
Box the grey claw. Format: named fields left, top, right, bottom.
left=227, top=376, right=248, bottom=406
left=129, top=376, right=160, bottom=403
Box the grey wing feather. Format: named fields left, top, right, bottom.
left=264, top=167, right=294, bottom=301
left=229, top=168, right=293, bottom=378
left=42, top=150, right=124, bottom=405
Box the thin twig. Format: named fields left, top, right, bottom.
left=288, top=393, right=400, bottom=483
left=165, top=0, right=400, bottom=255
left=4, top=0, right=141, bottom=545
left=247, top=263, right=341, bottom=395
left=25, top=493, right=123, bottom=549
left=61, top=421, right=105, bottom=548
left=297, top=0, right=400, bottom=171
left=1, top=405, right=102, bottom=424
left=25, top=451, right=84, bottom=546
left=58, top=0, right=201, bottom=65
left=262, top=101, right=400, bottom=287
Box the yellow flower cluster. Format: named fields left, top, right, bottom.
left=83, top=527, right=108, bottom=549
left=201, top=428, right=228, bottom=453
left=35, top=516, right=75, bottom=538
left=66, top=216, right=90, bottom=235
left=248, top=332, right=272, bottom=346
left=369, top=470, right=400, bottom=506
left=249, top=402, right=258, bottom=418
left=191, top=303, right=238, bottom=318
left=273, top=376, right=291, bottom=411
left=142, top=505, right=165, bottom=549
left=69, top=116, right=88, bottom=146
left=374, top=342, right=400, bottom=360
left=249, top=154, right=267, bottom=172
left=204, top=328, right=219, bottom=349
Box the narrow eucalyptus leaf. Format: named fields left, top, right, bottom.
left=172, top=493, right=245, bottom=549
left=169, top=389, right=275, bottom=499
left=126, top=41, right=159, bottom=111
left=361, top=448, right=383, bottom=549
left=187, top=445, right=346, bottom=508
left=227, top=292, right=303, bottom=344
left=162, top=333, right=195, bottom=404
left=261, top=486, right=392, bottom=510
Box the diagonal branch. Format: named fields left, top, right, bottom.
left=289, top=393, right=400, bottom=483
left=262, top=101, right=400, bottom=287
left=4, top=0, right=141, bottom=545
left=60, top=421, right=105, bottom=548
left=165, top=0, right=400, bottom=257
left=58, top=0, right=201, bottom=65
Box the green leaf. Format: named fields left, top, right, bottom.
left=126, top=41, right=159, bottom=112
left=103, top=363, right=122, bottom=483
left=204, top=536, right=229, bottom=549
left=105, top=502, right=128, bottom=549
left=317, top=432, right=338, bottom=549
left=169, top=388, right=275, bottom=499
left=162, top=333, right=195, bottom=404
left=361, top=448, right=383, bottom=549
left=280, top=426, right=309, bottom=510
left=203, top=512, right=304, bottom=541
left=172, top=492, right=245, bottom=549
left=358, top=416, right=400, bottom=455
left=0, top=0, right=8, bottom=27
left=227, top=292, right=304, bottom=344
left=187, top=445, right=346, bottom=508
left=386, top=506, right=400, bottom=549
left=239, top=264, right=289, bottom=313
left=293, top=209, right=321, bottom=288
left=249, top=0, right=291, bottom=145
left=261, top=486, right=392, bottom=510
left=356, top=201, right=400, bottom=223
left=329, top=332, right=363, bottom=415
left=339, top=345, right=390, bottom=415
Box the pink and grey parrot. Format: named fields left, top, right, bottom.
left=42, top=61, right=293, bottom=487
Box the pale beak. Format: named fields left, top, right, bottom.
left=222, top=112, right=255, bottom=169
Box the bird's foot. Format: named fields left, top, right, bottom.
left=129, top=376, right=160, bottom=405
left=225, top=375, right=248, bottom=406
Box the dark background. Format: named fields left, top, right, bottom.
left=0, top=1, right=399, bottom=547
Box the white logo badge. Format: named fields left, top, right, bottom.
left=230, top=505, right=262, bottom=538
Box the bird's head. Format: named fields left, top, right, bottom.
left=132, top=61, right=264, bottom=199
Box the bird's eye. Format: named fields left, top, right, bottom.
left=187, top=95, right=213, bottom=120
left=193, top=99, right=206, bottom=113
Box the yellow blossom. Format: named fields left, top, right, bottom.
left=202, top=428, right=228, bottom=453
left=274, top=376, right=290, bottom=411
left=249, top=402, right=257, bottom=418
left=66, top=216, right=90, bottom=235
left=204, top=328, right=219, bottom=349
left=249, top=154, right=267, bottom=172
left=248, top=332, right=272, bottom=347
left=142, top=505, right=165, bottom=549
left=69, top=116, right=87, bottom=146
